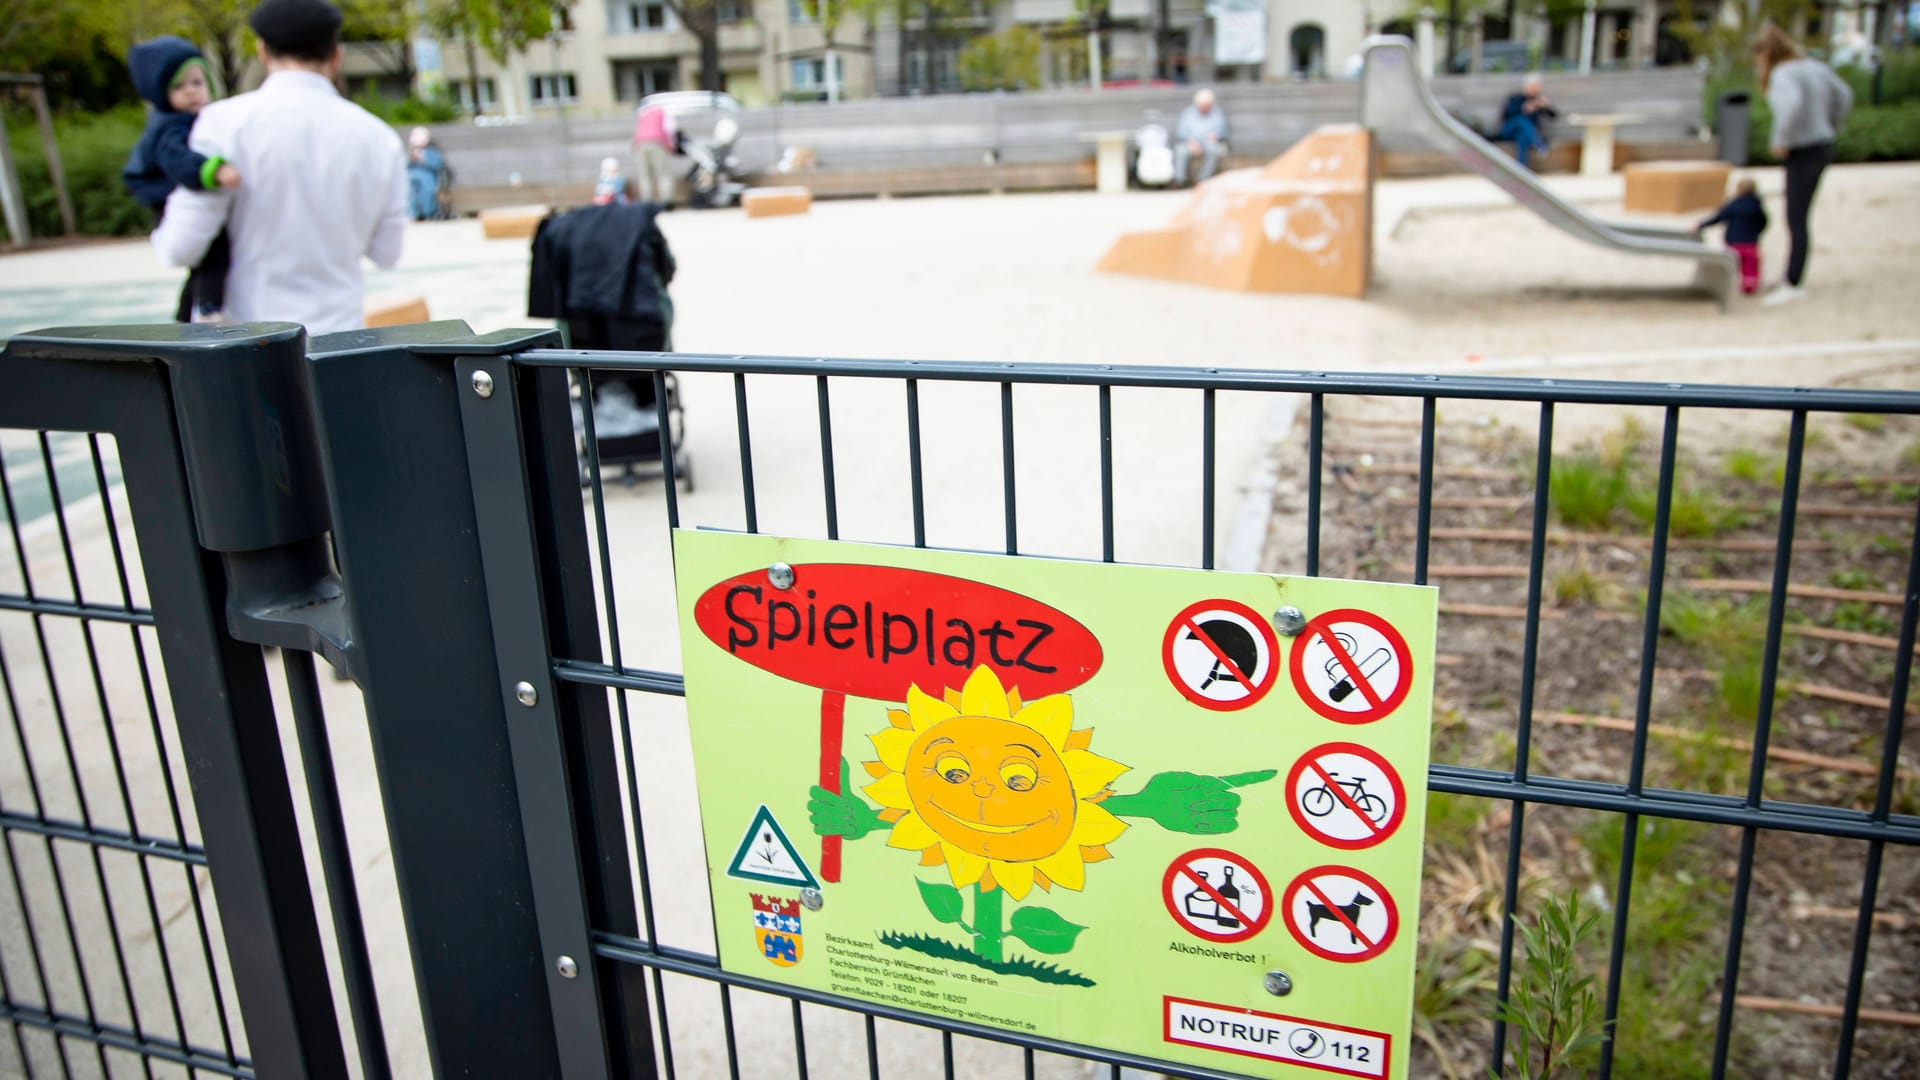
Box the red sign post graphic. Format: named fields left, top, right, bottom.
left=1287, top=608, right=1413, bottom=724
left=1285, top=742, right=1407, bottom=851
left=1282, top=865, right=1398, bottom=963
left=1162, top=599, right=1280, bottom=711
left=695, top=564, right=1103, bottom=881
left=1162, top=848, right=1273, bottom=944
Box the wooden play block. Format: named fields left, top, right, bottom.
left=1623, top=161, right=1734, bottom=215
left=365, top=296, right=430, bottom=328
left=743, top=187, right=813, bottom=219
left=1098, top=125, right=1373, bottom=298
left=480, top=204, right=550, bottom=239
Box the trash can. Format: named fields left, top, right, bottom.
left=1716, top=91, right=1751, bottom=166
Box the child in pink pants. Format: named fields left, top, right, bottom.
left=1697, top=177, right=1768, bottom=295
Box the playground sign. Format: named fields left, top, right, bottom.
left=674, top=530, right=1436, bottom=1079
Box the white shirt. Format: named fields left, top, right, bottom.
left=152, top=70, right=407, bottom=336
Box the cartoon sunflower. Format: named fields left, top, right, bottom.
left=858, top=665, right=1128, bottom=901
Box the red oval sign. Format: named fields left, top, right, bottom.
left=694, top=564, right=1101, bottom=702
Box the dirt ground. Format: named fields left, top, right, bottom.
left=1258, top=374, right=1920, bottom=1078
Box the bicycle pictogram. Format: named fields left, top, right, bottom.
left=1299, top=771, right=1390, bottom=825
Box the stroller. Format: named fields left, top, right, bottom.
left=528, top=203, right=692, bottom=490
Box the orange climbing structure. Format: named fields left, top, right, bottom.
left=1096, top=125, right=1373, bottom=298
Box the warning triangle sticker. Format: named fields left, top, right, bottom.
left=725, top=805, right=819, bottom=889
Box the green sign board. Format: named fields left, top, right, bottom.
left=675, top=530, right=1436, bottom=1079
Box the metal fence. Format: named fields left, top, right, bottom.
left=0, top=322, right=1913, bottom=1079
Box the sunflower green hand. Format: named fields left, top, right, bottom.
left=809, top=759, right=885, bottom=839
left=1103, top=769, right=1277, bottom=834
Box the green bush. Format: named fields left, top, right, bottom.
left=1837, top=48, right=1920, bottom=107
left=351, top=90, right=460, bottom=126
left=6, top=104, right=151, bottom=239
left=958, top=26, right=1042, bottom=92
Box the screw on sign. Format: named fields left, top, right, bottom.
left=1162, top=599, right=1280, bottom=711
left=1285, top=742, right=1407, bottom=851
left=1162, top=848, right=1273, bottom=944
left=1286, top=608, right=1413, bottom=724
left=1282, top=865, right=1397, bottom=963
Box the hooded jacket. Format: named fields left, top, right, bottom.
left=122, top=36, right=225, bottom=209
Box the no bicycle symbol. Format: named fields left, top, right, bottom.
left=1287, top=608, right=1413, bottom=724
left=1285, top=742, right=1407, bottom=851
left=1282, top=865, right=1397, bottom=963
left=1162, top=599, right=1280, bottom=711
left=1162, top=848, right=1273, bottom=944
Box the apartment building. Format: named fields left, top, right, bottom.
left=343, top=0, right=879, bottom=117
left=341, top=0, right=1890, bottom=114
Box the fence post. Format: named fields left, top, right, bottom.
left=0, top=325, right=352, bottom=1077
left=303, top=322, right=651, bottom=1077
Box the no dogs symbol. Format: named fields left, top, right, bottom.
left=1287, top=609, right=1413, bottom=724
left=1162, top=600, right=1280, bottom=711
left=1282, top=865, right=1398, bottom=963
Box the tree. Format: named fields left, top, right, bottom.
left=422, top=0, right=570, bottom=112
left=1669, top=0, right=1823, bottom=74
left=797, top=0, right=886, bottom=101
left=342, top=0, right=424, bottom=92
left=958, top=25, right=1039, bottom=91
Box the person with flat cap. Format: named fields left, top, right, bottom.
left=152, top=0, right=407, bottom=335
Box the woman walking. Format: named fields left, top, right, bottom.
left=1752, top=25, right=1852, bottom=305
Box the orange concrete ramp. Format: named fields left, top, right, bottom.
left=1097, top=125, right=1372, bottom=298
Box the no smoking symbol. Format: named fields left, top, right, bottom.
left=1162, top=599, right=1280, bottom=711
left=1286, top=742, right=1406, bottom=850
left=1287, top=608, right=1413, bottom=724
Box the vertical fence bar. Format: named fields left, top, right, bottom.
left=1413, top=398, right=1437, bottom=585
left=653, top=371, right=681, bottom=529
left=733, top=373, right=758, bottom=533
left=1489, top=401, right=1554, bottom=1076
left=571, top=367, right=673, bottom=1079
left=1832, top=492, right=1920, bottom=1078
left=790, top=1000, right=809, bottom=1080
left=1099, top=386, right=1114, bottom=563
left=0, top=643, right=70, bottom=1078
left=1596, top=406, right=1680, bottom=1080
left=1201, top=389, right=1216, bottom=570
left=1306, top=394, right=1324, bottom=577
left=864, top=1014, right=879, bottom=1080
left=1711, top=409, right=1806, bottom=1078
left=280, top=651, right=390, bottom=1080
left=1002, top=382, right=1018, bottom=556
left=817, top=376, right=839, bottom=540
left=719, top=985, right=739, bottom=1080
left=906, top=380, right=926, bottom=548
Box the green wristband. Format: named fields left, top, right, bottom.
left=199, top=156, right=225, bottom=190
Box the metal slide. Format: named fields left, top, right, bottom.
left=1360, top=37, right=1737, bottom=308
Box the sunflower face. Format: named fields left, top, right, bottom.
left=904, top=715, right=1075, bottom=861
left=862, top=666, right=1129, bottom=900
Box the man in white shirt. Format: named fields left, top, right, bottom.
left=152, top=0, right=407, bottom=336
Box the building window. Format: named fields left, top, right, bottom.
left=609, top=0, right=675, bottom=32
left=453, top=77, right=498, bottom=110
left=790, top=55, right=843, bottom=90
left=906, top=41, right=963, bottom=93
left=530, top=73, right=579, bottom=106
left=717, top=0, right=751, bottom=24
left=788, top=0, right=813, bottom=23
left=614, top=60, right=679, bottom=100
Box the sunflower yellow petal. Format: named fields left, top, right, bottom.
left=885, top=812, right=940, bottom=851
left=941, top=843, right=987, bottom=888
left=959, top=665, right=1011, bottom=718
left=1035, top=845, right=1087, bottom=891
left=888, top=708, right=913, bottom=730
left=994, top=860, right=1036, bottom=900
left=1063, top=748, right=1128, bottom=793
left=862, top=772, right=912, bottom=810
left=1015, top=694, right=1073, bottom=751
left=1070, top=801, right=1128, bottom=846
left=869, top=726, right=915, bottom=772
left=906, top=684, right=958, bottom=731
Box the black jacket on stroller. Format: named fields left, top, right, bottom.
left=528, top=203, right=685, bottom=483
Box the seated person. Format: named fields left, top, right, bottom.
left=1498, top=75, right=1558, bottom=171
left=593, top=156, right=630, bottom=206
left=1173, top=88, right=1228, bottom=186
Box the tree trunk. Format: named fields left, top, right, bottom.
left=921, top=3, right=936, bottom=93
left=700, top=14, right=722, bottom=91
left=464, top=29, right=484, bottom=113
